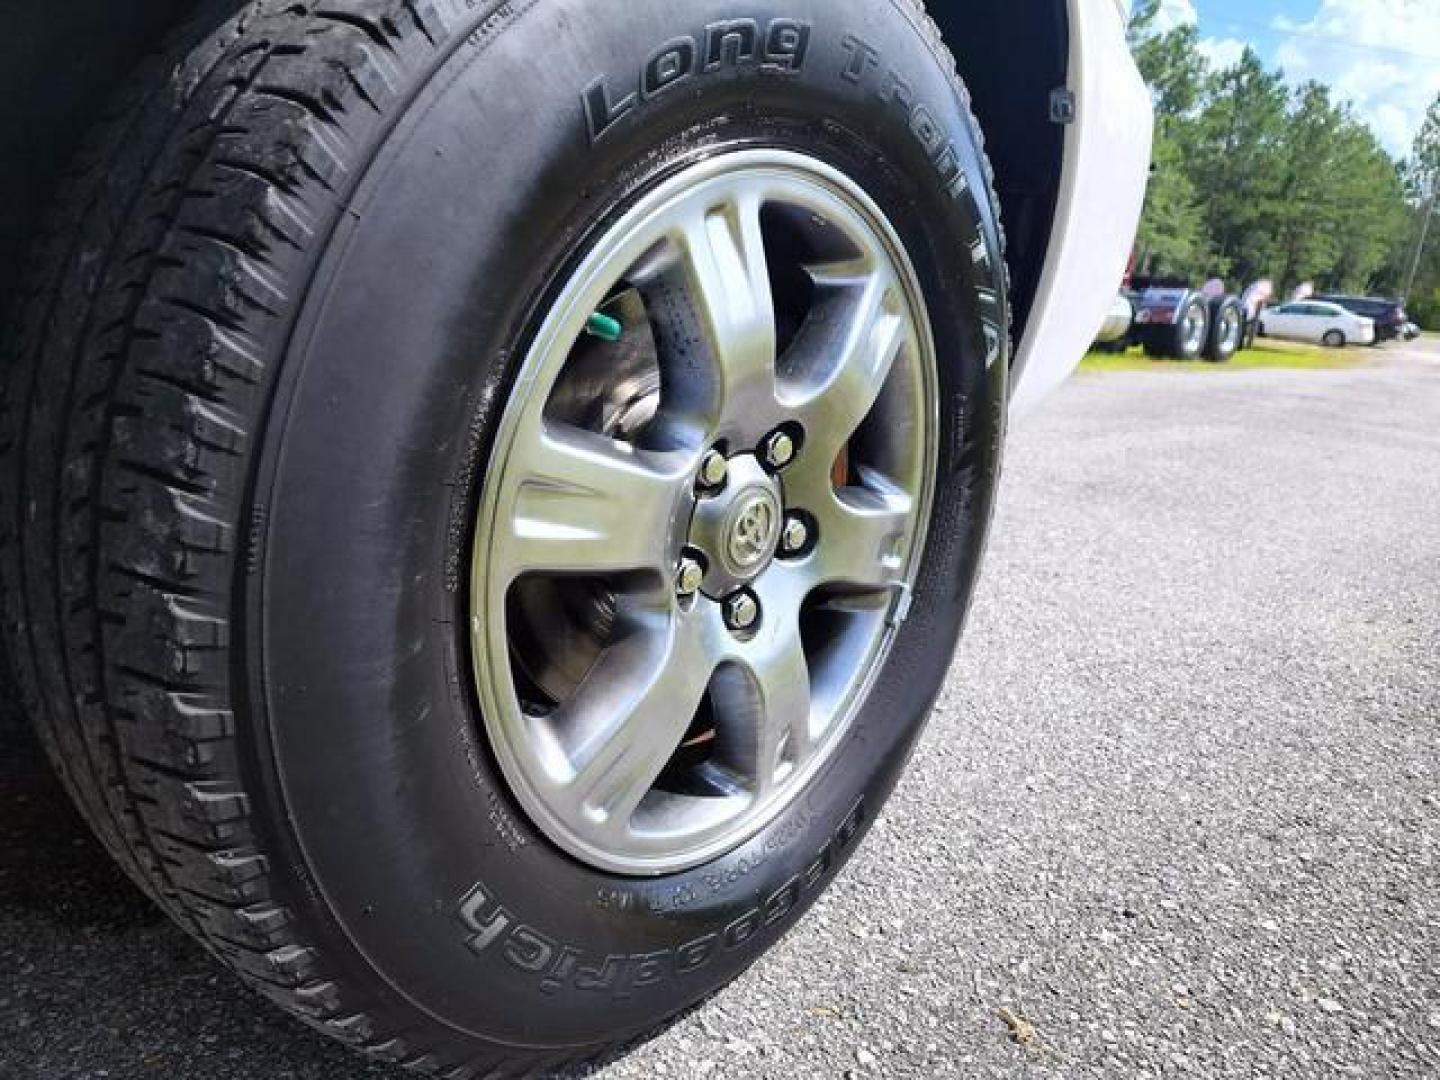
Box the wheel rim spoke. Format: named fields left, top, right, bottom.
left=783, top=269, right=907, bottom=472
left=664, top=193, right=779, bottom=430
left=556, top=615, right=715, bottom=840
left=499, top=421, right=691, bottom=583
left=713, top=599, right=814, bottom=797
left=808, top=469, right=914, bottom=593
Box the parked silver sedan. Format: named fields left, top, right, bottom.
left=1259, top=300, right=1377, bottom=347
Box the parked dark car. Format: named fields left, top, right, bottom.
left=1315, top=295, right=1408, bottom=343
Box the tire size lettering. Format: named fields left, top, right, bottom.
left=840, top=33, right=973, bottom=207
left=455, top=797, right=864, bottom=996
left=584, top=18, right=812, bottom=143
left=839, top=32, right=1006, bottom=365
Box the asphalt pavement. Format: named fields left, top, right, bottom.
left=3, top=340, right=1438, bottom=1079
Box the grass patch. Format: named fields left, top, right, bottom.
left=1081, top=338, right=1371, bottom=373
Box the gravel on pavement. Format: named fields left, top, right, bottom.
left=3, top=341, right=1438, bottom=1079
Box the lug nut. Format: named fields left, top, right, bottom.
left=761, top=430, right=796, bottom=471
left=781, top=515, right=810, bottom=555
left=676, top=554, right=705, bottom=598
left=724, top=591, right=760, bottom=633
left=697, top=449, right=728, bottom=490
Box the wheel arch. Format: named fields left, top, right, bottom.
left=929, top=0, right=1070, bottom=353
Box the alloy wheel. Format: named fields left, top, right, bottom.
left=471, top=151, right=936, bottom=875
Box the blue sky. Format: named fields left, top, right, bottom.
left=1148, top=0, right=1440, bottom=158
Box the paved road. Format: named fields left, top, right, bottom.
left=4, top=342, right=1438, bottom=1079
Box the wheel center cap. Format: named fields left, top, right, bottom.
left=725, top=490, right=781, bottom=571
left=688, top=454, right=784, bottom=597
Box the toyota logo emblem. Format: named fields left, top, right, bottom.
left=726, top=492, right=779, bottom=570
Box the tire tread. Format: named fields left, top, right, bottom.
left=0, top=1, right=1005, bottom=1074
left=0, top=1, right=485, bottom=1072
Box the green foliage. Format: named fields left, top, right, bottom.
left=1394, top=94, right=1440, bottom=317
left=1186, top=50, right=1289, bottom=282
left=1268, top=84, right=1405, bottom=290
left=1131, top=19, right=1207, bottom=123
left=1411, top=94, right=1440, bottom=192
left=1320, top=120, right=1409, bottom=292
left=1128, top=21, right=1418, bottom=298
left=1412, top=292, right=1439, bottom=329
left=1411, top=287, right=1440, bottom=330
left=1134, top=129, right=1210, bottom=276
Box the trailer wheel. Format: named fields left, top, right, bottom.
left=1204, top=297, right=1244, bottom=363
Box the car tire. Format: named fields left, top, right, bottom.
left=0, top=0, right=1007, bottom=1073
left=1204, top=297, right=1244, bottom=363
left=1323, top=330, right=1346, bottom=348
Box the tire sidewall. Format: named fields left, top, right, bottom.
left=246, top=0, right=1006, bottom=1049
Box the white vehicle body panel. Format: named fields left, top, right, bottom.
left=1009, top=0, right=1153, bottom=421
left=1259, top=302, right=1376, bottom=346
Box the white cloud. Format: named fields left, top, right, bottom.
left=1197, top=36, right=1247, bottom=70
left=1271, top=0, right=1440, bottom=157
left=1151, top=2, right=1247, bottom=79
left=1153, top=0, right=1200, bottom=32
